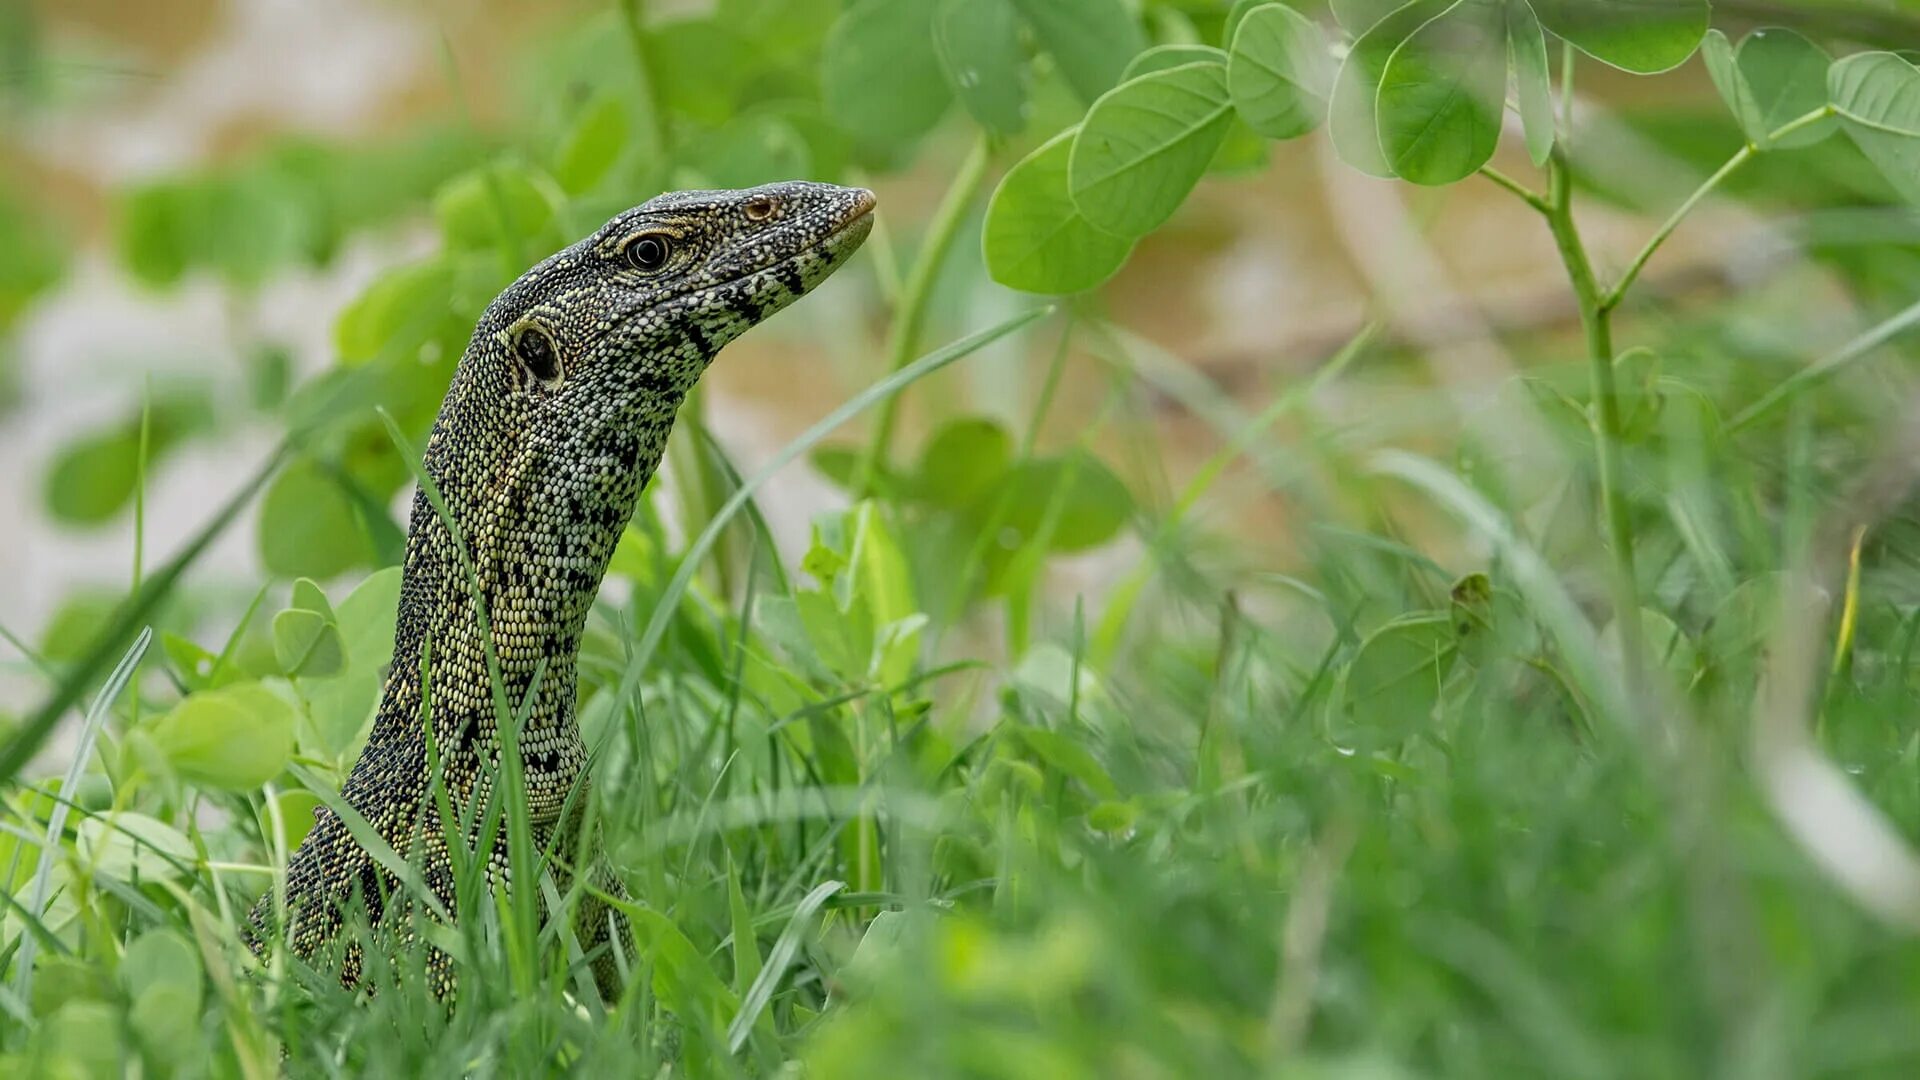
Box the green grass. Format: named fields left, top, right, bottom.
left=10, top=290, right=1920, bottom=1076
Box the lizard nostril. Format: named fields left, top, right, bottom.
left=744, top=196, right=777, bottom=221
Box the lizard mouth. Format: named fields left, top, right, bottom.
left=814, top=187, right=877, bottom=263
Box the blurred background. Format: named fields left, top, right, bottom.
left=0, top=0, right=1763, bottom=707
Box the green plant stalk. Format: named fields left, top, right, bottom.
left=1544, top=148, right=1644, bottom=699
left=1730, top=292, right=1920, bottom=433
left=854, top=133, right=992, bottom=496
left=1603, top=107, right=1833, bottom=312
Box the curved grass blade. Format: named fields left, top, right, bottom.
left=727, top=878, right=844, bottom=1053
left=13, top=628, right=152, bottom=1001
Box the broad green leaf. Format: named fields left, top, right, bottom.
left=1342, top=613, right=1457, bottom=739
left=432, top=161, right=563, bottom=254
left=150, top=682, right=296, bottom=791
left=1010, top=0, right=1145, bottom=104
left=38, top=592, right=118, bottom=664
left=839, top=908, right=921, bottom=994
left=76, top=812, right=194, bottom=881
left=121, top=932, right=202, bottom=1037
left=1506, top=0, right=1555, bottom=165
left=1529, top=0, right=1708, bottom=75
left=984, top=130, right=1136, bottom=294
left=1377, top=0, right=1507, bottom=185
left=646, top=19, right=771, bottom=127
left=1704, top=28, right=1834, bottom=150
left=43, top=428, right=140, bottom=526
left=1331, top=0, right=1413, bottom=34
left=1224, top=0, right=1270, bottom=45
left=130, top=983, right=201, bottom=1067
left=624, top=905, right=740, bottom=1033
left=0, top=181, right=66, bottom=329
left=1328, top=0, right=1452, bottom=177
left=994, top=451, right=1132, bottom=551
left=936, top=0, right=1027, bottom=136
left=288, top=577, right=335, bottom=621
left=298, top=565, right=400, bottom=758
left=1208, top=118, right=1273, bottom=174
left=334, top=565, right=401, bottom=673
left=121, top=929, right=202, bottom=1037
left=332, top=256, right=457, bottom=366
left=1125, top=44, right=1227, bottom=82
left=263, top=789, right=323, bottom=851
left=1069, top=62, right=1235, bottom=237
left=271, top=608, right=343, bottom=678
left=257, top=457, right=372, bottom=580
left=822, top=0, right=951, bottom=144
left=551, top=93, right=628, bottom=194
left=1830, top=52, right=1920, bottom=206
left=917, top=417, right=1013, bottom=508
left=1228, top=4, right=1334, bottom=140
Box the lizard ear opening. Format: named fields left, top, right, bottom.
left=511, top=323, right=563, bottom=386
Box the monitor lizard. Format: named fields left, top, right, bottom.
left=247, top=181, right=877, bottom=1001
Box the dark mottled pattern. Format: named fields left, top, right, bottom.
left=247, top=182, right=876, bottom=1000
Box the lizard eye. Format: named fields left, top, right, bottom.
left=743, top=197, right=777, bottom=221
left=623, top=232, right=673, bottom=273
left=512, top=324, right=561, bottom=384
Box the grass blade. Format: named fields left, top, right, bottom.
left=13, top=627, right=152, bottom=1001
left=727, top=879, right=843, bottom=1053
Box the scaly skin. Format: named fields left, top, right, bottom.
left=248, top=181, right=876, bottom=1000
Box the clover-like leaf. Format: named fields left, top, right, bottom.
left=1069, top=61, right=1235, bottom=237
left=1009, top=0, right=1145, bottom=104
left=1830, top=52, right=1920, bottom=206
left=1529, top=0, right=1708, bottom=75
left=1125, top=44, right=1227, bottom=82
left=1328, top=0, right=1452, bottom=177
left=1228, top=4, right=1334, bottom=140
left=1703, top=28, right=1835, bottom=150
left=1339, top=613, right=1459, bottom=742
left=822, top=0, right=950, bottom=144
left=984, top=130, right=1136, bottom=294
left=150, top=681, right=297, bottom=792
left=935, top=0, right=1027, bottom=136
left=1507, top=0, right=1555, bottom=165
left=1377, top=0, right=1508, bottom=185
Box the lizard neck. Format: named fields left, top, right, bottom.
left=370, top=335, right=697, bottom=818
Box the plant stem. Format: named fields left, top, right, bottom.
left=1603, top=145, right=1753, bottom=312
left=1544, top=148, right=1645, bottom=700
left=1602, top=107, right=1832, bottom=312
left=1478, top=165, right=1547, bottom=213
left=854, top=133, right=992, bottom=496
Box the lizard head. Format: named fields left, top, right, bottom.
left=486, top=180, right=876, bottom=405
